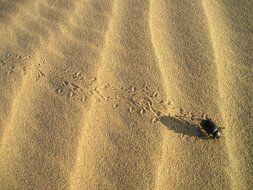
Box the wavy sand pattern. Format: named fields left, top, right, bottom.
left=0, top=0, right=252, bottom=189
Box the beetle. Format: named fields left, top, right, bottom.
left=200, top=119, right=221, bottom=139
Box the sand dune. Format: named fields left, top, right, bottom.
left=0, top=0, right=252, bottom=189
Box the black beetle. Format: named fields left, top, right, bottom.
left=200, top=119, right=221, bottom=139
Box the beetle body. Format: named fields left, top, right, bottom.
left=200, top=119, right=221, bottom=139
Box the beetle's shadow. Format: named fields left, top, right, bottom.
left=159, top=115, right=202, bottom=138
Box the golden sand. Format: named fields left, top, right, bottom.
left=0, top=0, right=252, bottom=189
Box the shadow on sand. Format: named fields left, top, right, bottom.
left=159, top=115, right=201, bottom=138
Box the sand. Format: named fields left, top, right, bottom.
left=0, top=0, right=252, bottom=189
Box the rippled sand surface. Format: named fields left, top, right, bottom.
left=0, top=1, right=252, bottom=189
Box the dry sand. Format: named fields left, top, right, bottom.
left=0, top=0, right=252, bottom=189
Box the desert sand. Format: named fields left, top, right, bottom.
left=0, top=0, right=252, bottom=189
